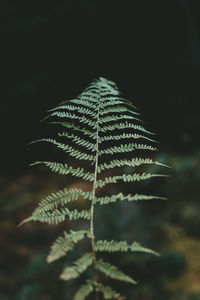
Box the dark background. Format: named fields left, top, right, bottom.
left=1, top=1, right=200, bottom=299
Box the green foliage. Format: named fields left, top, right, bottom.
left=60, top=253, right=93, bottom=281
left=97, top=283, right=121, bottom=299
left=96, top=259, right=137, bottom=284
left=22, top=77, right=166, bottom=299
left=74, top=280, right=94, bottom=300
left=47, top=230, right=90, bottom=263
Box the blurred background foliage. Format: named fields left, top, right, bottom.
left=1, top=0, right=200, bottom=299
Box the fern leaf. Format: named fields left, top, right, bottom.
left=97, top=158, right=168, bottom=173
left=100, top=122, right=154, bottom=135
left=96, top=173, right=167, bottom=188
left=99, top=114, right=142, bottom=124
left=50, top=111, right=97, bottom=129
left=97, top=283, right=121, bottom=299
left=31, top=161, right=94, bottom=181
left=60, top=252, right=93, bottom=280
left=58, top=132, right=96, bottom=151
left=33, top=188, right=93, bottom=214
left=94, top=193, right=167, bottom=205
left=31, top=138, right=95, bottom=161
left=21, top=207, right=90, bottom=226
left=100, top=99, right=136, bottom=110
left=47, top=230, right=89, bottom=263
left=48, top=104, right=96, bottom=118
left=99, top=143, right=157, bottom=156
left=70, top=98, right=97, bottom=109
left=96, top=259, right=136, bottom=284
left=74, top=280, right=94, bottom=300
left=48, top=122, right=96, bottom=139
left=99, top=133, right=157, bottom=143
left=95, top=240, right=159, bottom=256
left=99, top=105, right=139, bottom=116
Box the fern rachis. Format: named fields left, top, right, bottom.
left=21, top=77, right=167, bottom=300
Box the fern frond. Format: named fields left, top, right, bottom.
left=47, top=230, right=89, bottom=263
left=94, top=193, right=167, bottom=205
left=100, top=97, right=136, bottom=109
left=99, top=143, right=157, bottom=156
left=97, top=283, right=121, bottom=299
left=31, top=161, right=94, bottom=181
left=70, top=98, right=97, bottom=109
left=99, top=105, right=139, bottom=116
left=58, top=132, right=96, bottom=151
left=95, top=240, right=159, bottom=256
left=60, top=252, right=93, bottom=281
left=48, top=122, right=96, bottom=139
left=80, top=91, right=100, bottom=99
left=97, top=158, right=166, bottom=173
left=96, top=173, right=167, bottom=188
left=74, top=280, right=94, bottom=300
left=33, top=188, right=93, bottom=214
left=24, top=77, right=167, bottom=300
left=99, top=133, right=157, bottom=143
left=100, top=122, right=154, bottom=135
left=31, top=138, right=95, bottom=161
left=96, top=259, right=136, bottom=284
left=21, top=207, right=90, bottom=226
left=50, top=111, right=97, bottom=129
left=48, top=104, right=96, bottom=118
left=99, top=114, right=141, bottom=124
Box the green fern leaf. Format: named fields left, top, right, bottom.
left=74, top=280, right=94, bottom=300
left=97, top=158, right=167, bottom=173
left=31, top=161, right=94, bottom=181
left=48, top=104, right=96, bottom=118
left=33, top=188, right=92, bottom=214
left=99, top=133, right=157, bottom=143
left=99, top=105, right=139, bottom=116
left=31, top=138, right=95, bottom=161
left=50, top=111, right=97, bottom=129
left=21, top=207, right=90, bottom=226
left=96, top=173, right=167, bottom=188
left=99, top=114, right=141, bottom=124
left=95, top=240, right=159, bottom=256
left=96, top=259, right=136, bottom=284
left=94, top=193, right=166, bottom=205
left=47, top=230, right=89, bottom=263
left=47, top=121, right=96, bottom=139
left=97, top=283, right=121, bottom=299
left=58, top=132, right=96, bottom=151
left=99, top=143, right=157, bottom=156
left=60, top=252, right=93, bottom=281
left=100, top=122, right=154, bottom=135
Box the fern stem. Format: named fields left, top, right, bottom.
left=90, top=102, right=100, bottom=300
